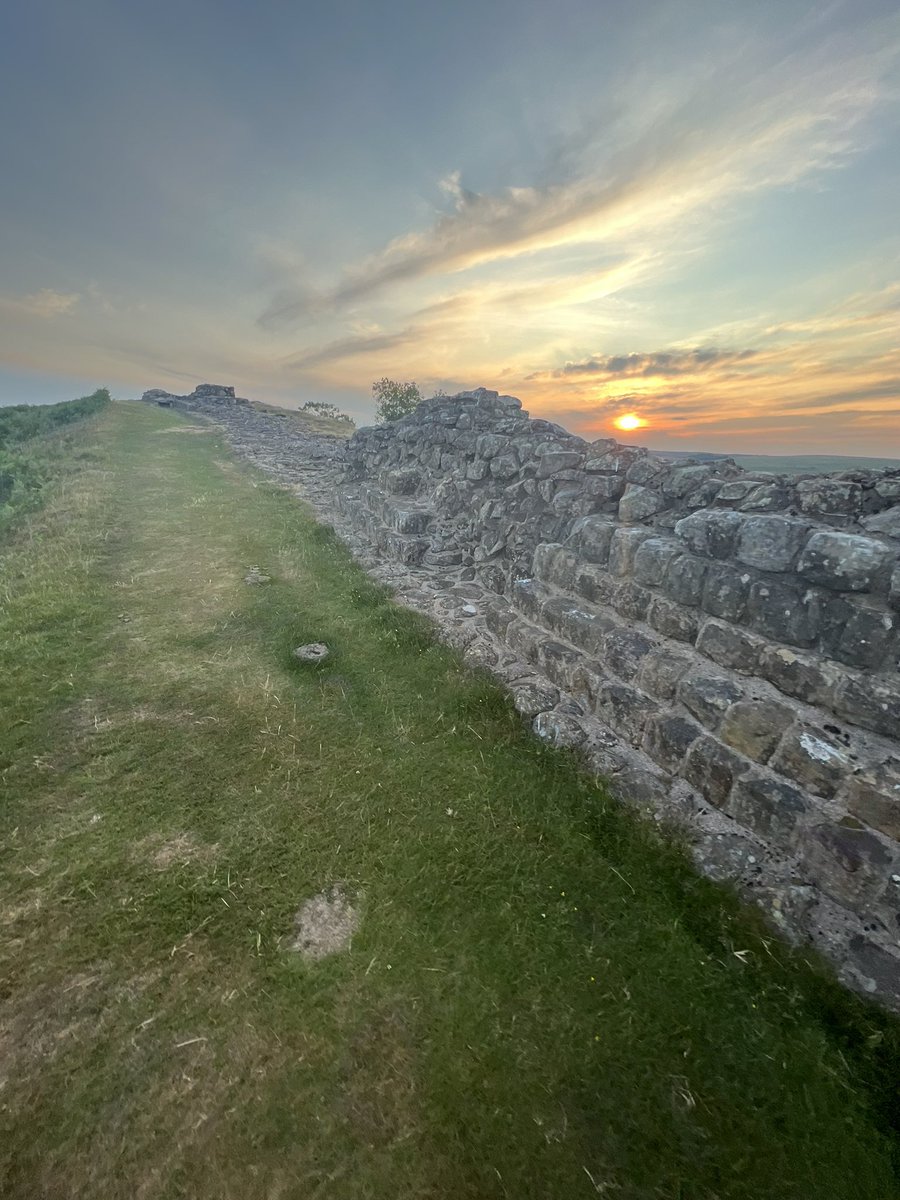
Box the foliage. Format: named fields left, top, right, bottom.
left=299, top=399, right=354, bottom=424
left=1, top=399, right=900, bottom=1198
left=0, top=389, right=111, bottom=533
left=372, top=377, right=422, bottom=422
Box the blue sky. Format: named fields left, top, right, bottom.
left=1, top=0, right=899, bottom=453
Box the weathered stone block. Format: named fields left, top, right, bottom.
left=551, top=600, right=612, bottom=657
left=725, top=773, right=811, bottom=847
left=796, top=478, right=862, bottom=517
left=804, top=819, right=895, bottom=908
left=821, top=598, right=897, bottom=670
left=542, top=548, right=580, bottom=592
left=747, top=578, right=818, bottom=647
left=798, top=531, right=890, bottom=593
left=643, top=712, right=703, bottom=772
left=833, top=674, right=900, bottom=739
left=646, top=596, right=700, bottom=643
left=613, top=579, right=651, bottom=622
left=701, top=561, right=753, bottom=622
left=637, top=647, right=695, bottom=700
left=537, top=450, right=583, bottom=479
left=475, top=432, right=506, bottom=458
left=618, top=484, right=666, bottom=524
left=570, top=659, right=607, bottom=707
left=582, top=473, right=626, bottom=501
left=719, top=698, right=794, bottom=763
left=862, top=505, right=900, bottom=537
left=756, top=644, right=839, bottom=708
left=466, top=459, right=490, bottom=482
left=662, top=554, right=709, bottom=606
left=390, top=506, right=433, bottom=534
left=842, top=761, right=900, bottom=839
left=536, top=639, right=584, bottom=689
left=737, top=483, right=791, bottom=512
left=595, top=682, right=657, bottom=745
left=890, top=565, right=900, bottom=612
left=674, top=508, right=743, bottom=558
left=771, top=725, right=853, bottom=798
left=574, top=562, right=618, bottom=606
left=848, top=939, right=900, bottom=1004
left=532, top=542, right=561, bottom=582
left=604, top=628, right=655, bottom=681
left=633, top=538, right=681, bottom=587
left=490, top=453, right=520, bottom=480
left=735, top=515, right=810, bottom=572
left=608, top=527, right=654, bottom=576
left=510, top=577, right=548, bottom=624
left=696, top=619, right=765, bottom=674
left=626, top=458, right=670, bottom=486
left=565, top=515, right=616, bottom=563
left=533, top=709, right=587, bottom=748
left=683, top=736, right=748, bottom=807
left=510, top=678, right=560, bottom=717
left=677, top=672, right=744, bottom=729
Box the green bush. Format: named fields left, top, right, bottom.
left=0, top=388, right=111, bottom=532
left=372, top=377, right=422, bottom=423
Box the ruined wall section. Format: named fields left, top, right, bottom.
left=339, top=388, right=900, bottom=1002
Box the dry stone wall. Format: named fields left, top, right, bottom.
left=338, top=389, right=900, bottom=1005
left=145, top=383, right=900, bottom=1008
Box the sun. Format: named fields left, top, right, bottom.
left=614, top=412, right=647, bottom=432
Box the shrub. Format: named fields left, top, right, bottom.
left=372, top=378, right=422, bottom=423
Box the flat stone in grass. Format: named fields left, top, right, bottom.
left=287, top=885, right=360, bottom=960
left=293, top=641, right=330, bottom=664
left=244, top=566, right=271, bottom=584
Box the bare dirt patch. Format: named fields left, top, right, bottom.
left=286, top=885, right=361, bottom=960
left=136, top=833, right=219, bottom=872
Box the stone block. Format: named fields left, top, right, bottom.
left=536, top=639, right=584, bottom=689
left=595, top=682, right=658, bottom=745
left=842, top=761, right=900, bottom=839
left=701, top=561, right=753, bottom=622
left=510, top=577, right=548, bottom=624
left=756, top=644, right=840, bottom=708
left=618, top=484, right=666, bottom=524
left=662, top=464, right=718, bottom=498
left=626, top=458, right=670, bottom=486
left=604, top=628, right=656, bottom=681
left=613, top=579, right=652, bottom=622
left=542, top=548, right=580, bottom=592
left=537, top=450, right=583, bottom=479
left=735, top=515, right=810, bottom=572
left=608, top=527, right=655, bottom=576
left=797, top=531, right=890, bottom=592
left=725, top=773, right=811, bottom=847
left=510, top=678, right=560, bottom=717
left=490, top=453, right=520, bottom=480
left=552, top=600, right=612, bottom=657
left=466, top=459, right=490, bottom=482
left=804, top=819, right=895, bottom=908
left=683, top=736, right=749, bottom=807
left=643, top=713, right=703, bottom=772
left=390, top=506, right=433, bottom=534
left=696, top=619, right=765, bottom=674
left=484, top=602, right=516, bottom=638
left=645, top=596, right=700, bottom=643
left=565, top=515, right=616, bottom=563
left=736, top=483, right=791, bottom=512
left=833, top=674, right=900, bottom=739
left=570, top=659, right=607, bottom=707
left=662, top=553, right=709, bottom=606
left=637, top=647, right=695, bottom=700
left=796, top=478, right=862, bottom=517
left=532, top=709, right=587, bottom=748
left=818, top=597, right=897, bottom=670
left=574, top=562, right=618, bottom=607
left=674, top=508, right=744, bottom=558
left=890, top=565, right=900, bottom=612
left=677, top=672, right=744, bottom=729
left=770, top=725, right=853, bottom=798
left=633, top=538, right=681, bottom=587
left=862, top=506, right=900, bottom=537
left=532, top=542, right=562, bottom=582
left=582, top=474, right=626, bottom=501
left=719, top=698, right=795, bottom=763
left=475, top=432, right=506, bottom=458
left=847, top=939, right=900, bottom=1005
left=746, top=578, right=818, bottom=647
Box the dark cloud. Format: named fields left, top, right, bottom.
left=558, top=347, right=758, bottom=378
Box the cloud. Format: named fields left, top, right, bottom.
left=556, top=348, right=758, bottom=378
left=0, top=289, right=80, bottom=318
left=261, top=18, right=898, bottom=326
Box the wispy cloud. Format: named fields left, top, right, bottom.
left=553, top=347, right=758, bottom=378
left=0, top=289, right=80, bottom=318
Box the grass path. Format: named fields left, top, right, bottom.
left=2, top=401, right=899, bottom=1199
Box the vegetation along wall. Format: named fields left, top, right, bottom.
left=337, top=389, right=900, bottom=1006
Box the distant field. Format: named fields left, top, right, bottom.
left=650, top=449, right=900, bottom=474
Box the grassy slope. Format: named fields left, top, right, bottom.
left=1, top=401, right=899, bottom=1199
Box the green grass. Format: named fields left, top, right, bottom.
left=2, top=400, right=900, bottom=1199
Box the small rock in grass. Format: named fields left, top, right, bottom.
left=244, top=568, right=271, bottom=584
left=287, top=885, right=360, bottom=960
left=293, top=641, right=330, bottom=664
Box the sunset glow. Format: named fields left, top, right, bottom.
left=614, top=413, right=647, bottom=433
left=1, top=4, right=898, bottom=456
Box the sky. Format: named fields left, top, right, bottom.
left=1, top=0, right=899, bottom=455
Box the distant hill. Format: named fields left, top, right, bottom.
left=648, top=449, right=900, bottom=475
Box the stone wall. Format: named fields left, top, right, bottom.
left=336, top=388, right=900, bottom=1005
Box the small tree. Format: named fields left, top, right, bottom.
left=372, top=378, right=422, bottom=423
